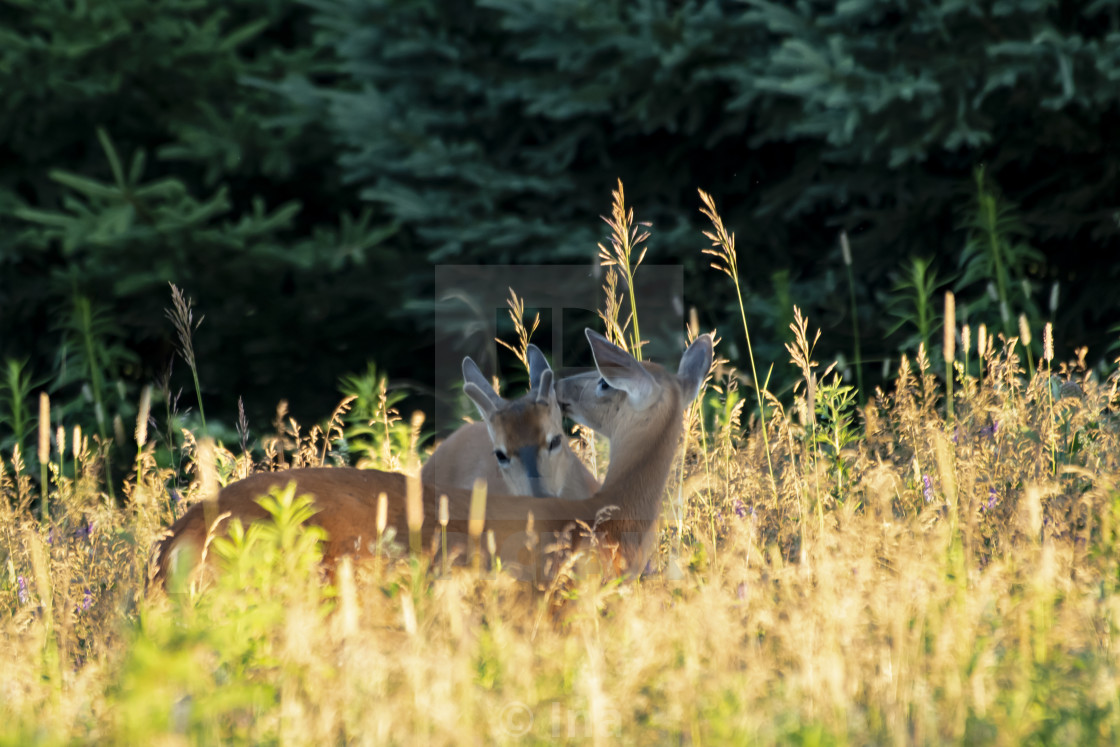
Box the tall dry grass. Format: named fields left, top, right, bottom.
left=0, top=315, right=1116, bottom=743
left=2, top=193, right=1119, bottom=743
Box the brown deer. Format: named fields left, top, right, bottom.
left=421, top=344, right=598, bottom=499
left=152, top=329, right=711, bottom=586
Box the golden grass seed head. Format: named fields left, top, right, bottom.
left=840, top=231, right=852, bottom=266
left=468, top=478, right=487, bottom=540
left=406, top=473, right=423, bottom=533
left=376, top=492, right=388, bottom=536
left=439, top=494, right=449, bottom=527
left=962, top=325, right=971, bottom=356
left=943, top=291, right=956, bottom=363
left=113, top=414, right=126, bottom=446
left=38, top=392, right=50, bottom=465
left=1043, top=322, right=1054, bottom=362
left=197, top=438, right=218, bottom=499
left=135, top=385, right=152, bottom=448
left=1018, top=314, right=1032, bottom=347
left=978, top=324, right=988, bottom=359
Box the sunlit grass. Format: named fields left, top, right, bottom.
left=0, top=315, right=1117, bottom=743
left=2, top=187, right=1120, bottom=743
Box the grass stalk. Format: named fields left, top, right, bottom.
left=598, top=180, right=649, bottom=359
left=944, top=291, right=956, bottom=419
left=38, top=392, right=49, bottom=525
left=840, top=232, right=865, bottom=401
left=1019, top=314, right=1035, bottom=379
left=699, top=189, right=776, bottom=496
left=1043, top=322, right=1056, bottom=476
left=166, top=284, right=207, bottom=434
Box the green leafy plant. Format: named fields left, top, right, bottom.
left=886, top=256, right=951, bottom=358
left=957, top=166, right=1045, bottom=340
left=0, top=358, right=40, bottom=454
left=812, top=373, right=860, bottom=499
left=338, top=364, right=414, bottom=471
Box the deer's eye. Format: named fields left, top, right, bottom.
left=494, top=449, right=510, bottom=466
left=548, top=434, right=562, bottom=451
left=596, top=377, right=612, bottom=393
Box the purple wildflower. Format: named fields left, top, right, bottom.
left=984, top=487, right=997, bottom=511
left=979, top=420, right=1000, bottom=439
left=733, top=499, right=748, bottom=519
left=922, top=474, right=934, bottom=503
left=81, top=589, right=92, bottom=611
left=17, top=575, right=28, bottom=605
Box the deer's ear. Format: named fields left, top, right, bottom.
left=534, top=369, right=555, bottom=405
left=527, top=344, right=551, bottom=392
left=585, top=329, right=656, bottom=408
left=463, top=383, right=498, bottom=420
left=676, top=334, right=714, bottom=406
left=462, top=357, right=504, bottom=420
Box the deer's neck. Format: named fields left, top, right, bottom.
left=588, top=390, right=683, bottom=568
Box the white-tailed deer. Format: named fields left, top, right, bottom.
left=421, top=344, right=598, bottom=500
left=152, top=329, right=711, bottom=586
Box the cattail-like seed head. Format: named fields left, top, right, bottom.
left=840, top=231, right=852, bottom=266
left=135, top=385, right=152, bottom=447
left=376, top=492, right=388, bottom=536
left=439, top=494, right=449, bottom=527
left=336, top=556, right=358, bottom=638
left=1049, top=281, right=1059, bottom=314
left=943, top=292, right=956, bottom=363
left=197, top=438, right=218, bottom=499
left=468, top=478, right=487, bottom=541
left=1018, top=314, right=1032, bottom=346
left=405, top=473, right=423, bottom=534
left=408, top=410, right=425, bottom=463
left=73, top=425, right=82, bottom=460
left=525, top=511, right=535, bottom=537
left=486, top=529, right=497, bottom=559
left=999, top=301, right=1010, bottom=324
left=38, top=392, right=50, bottom=465
left=1043, top=322, right=1053, bottom=362
left=113, top=414, right=125, bottom=446
left=977, top=324, right=988, bottom=359
left=961, top=325, right=971, bottom=356
left=55, top=426, right=65, bottom=462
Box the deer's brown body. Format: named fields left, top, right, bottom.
left=152, top=330, right=711, bottom=586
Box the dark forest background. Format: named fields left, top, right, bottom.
left=1, top=0, right=1117, bottom=458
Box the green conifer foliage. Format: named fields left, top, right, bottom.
left=0, top=0, right=405, bottom=432
left=306, top=0, right=1119, bottom=371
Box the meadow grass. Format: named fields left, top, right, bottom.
left=0, top=316, right=1117, bottom=745
left=2, top=188, right=1119, bottom=744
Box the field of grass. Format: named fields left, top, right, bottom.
left=2, top=189, right=1119, bottom=744
left=2, top=313, right=1119, bottom=744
